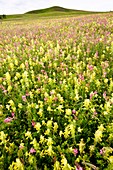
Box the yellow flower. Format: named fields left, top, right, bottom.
left=65, top=109, right=71, bottom=116
left=25, top=131, right=32, bottom=140
left=47, top=120, right=52, bottom=129
left=62, top=164, right=72, bottom=170
left=104, top=102, right=111, bottom=112
left=45, top=128, right=50, bottom=135
left=94, top=124, right=104, bottom=144
left=5, top=72, right=11, bottom=84
left=77, top=138, right=85, bottom=154
left=44, top=92, right=49, bottom=97
left=30, top=138, right=39, bottom=149
left=6, top=104, right=10, bottom=110
left=18, top=103, right=22, bottom=108
left=59, top=131, right=63, bottom=137
left=29, top=91, right=33, bottom=99
left=57, top=105, right=63, bottom=112
left=40, top=135, right=45, bottom=144
left=0, top=131, right=7, bottom=145
left=42, top=120, right=46, bottom=125
left=28, top=155, right=35, bottom=164
left=53, top=122, right=58, bottom=132
left=22, top=71, right=28, bottom=79
left=12, top=106, right=16, bottom=112
left=0, top=77, right=2, bottom=83
left=9, top=158, right=24, bottom=170
left=90, top=72, right=96, bottom=81
left=54, top=161, right=60, bottom=170
left=7, top=85, right=12, bottom=92
left=94, top=130, right=102, bottom=143
left=61, top=155, right=67, bottom=166
left=34, top=122, right=41, bottom=132
left=0, top=105, right=3, bottom=116
left=64, top=126, right=70, bottom=139
left=78, top=127, right=83, bottom=133
left=98, top=124, right=105, bottom=131
left=109, top=156, right=113, bottom=163
left=3, top=81, right=6, bottom=85
left=8, top=100, right=15, bottom=106
left=46, top=145, right=54, bottom=156
left=109, top=81, right=113, bottom=92
left=20, top=63, right=25, bottom=69
left=84, top=99, right=90, bottom=109
left=110, top=97, right=113, bottom=103
left=104, top=78, right=108, bottom=84
left=15, top=72, right=21, bottom=79
left=95, top=80, right=100, bottom=87
left=69, top=124, right=75, bottom=138
left=14, top=59, right=18, bottom=66
left=47, top=106, right=52, bottom=112
left=61, top=155, right=72, bottom=169
left=9, top=63, right=14, bottom=71
left=47, top=137, right=53, bottom=146
left=89, top=145, right=95, bottom=154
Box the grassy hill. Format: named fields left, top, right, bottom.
left=25, top=6, right=84, bottom=14
left=3, top=6, right=111, bottom=21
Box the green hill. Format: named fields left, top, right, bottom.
left=25, top=6, right=91, bottom=14
left=4, top=6, right=110, bottom=21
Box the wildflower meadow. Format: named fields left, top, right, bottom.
left=0, top=14, right=113, bottom=169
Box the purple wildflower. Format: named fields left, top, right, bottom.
left=11, top=112, right=15, bottom=117
left=30, top=148, right=36, bottom=154
left=88, top=65, right=94, bottom=71
left=4, top=117, right=12, bottom=123
left=75, top=162, right=83, bottom=170
left=72, top=109, right=76, bottom=114
left=73, top=148, right=78, bottom=156
left=19, top=145, right=24, bottom=149
left=32, top=120, right=36, bottom=127
left=100, top=148, right=105, bottom=155
left=103, top=91, right=106, bottom=99
left=22, top=95, right=27, bottom=102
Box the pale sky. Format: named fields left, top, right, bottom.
left=0, top=0, right=113, bottom=15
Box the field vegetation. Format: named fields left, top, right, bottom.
left=0, top=10, right=113, bottom=170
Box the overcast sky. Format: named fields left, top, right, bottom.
left=0, top=0, right=113, bottom=15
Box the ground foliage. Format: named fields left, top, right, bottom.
left=0, top=14, right=113, bottom=169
